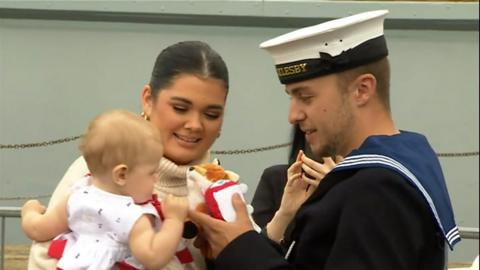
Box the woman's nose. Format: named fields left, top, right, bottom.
left=184, top=113, right=203, bottom=131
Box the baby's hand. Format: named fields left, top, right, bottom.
left=162, top=194, right=188, bottom=222
left=22, top=200, right=46, bottom=216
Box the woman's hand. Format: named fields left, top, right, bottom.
left=266, top=152, right=342, bottom=243
left=278, top=152, right=308, bottom=218
left=21, top=198, right=69, bottom=242
left=279, top=151, right=342, bottom=217
left=300, top=154, right=342, bottom=188
left=22, top=200, right=46, bottom=217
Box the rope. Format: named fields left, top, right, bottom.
left=0, top=136, right=478, bottom=201
left=1, top=135, right=478, bottom=157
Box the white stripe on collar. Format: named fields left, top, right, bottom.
left=335, top=154, right=459, bottom=247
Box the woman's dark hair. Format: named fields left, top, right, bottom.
left=288, top=124, right=318, bottom=164
left=149, top=41, right=229, bottom=97
left=288, top=124, right=306, bottom=165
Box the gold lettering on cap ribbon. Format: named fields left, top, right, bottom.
left=276, top=63, right=307, bottom=77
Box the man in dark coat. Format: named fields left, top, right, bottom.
left=189, top=9, right=459, bottom=270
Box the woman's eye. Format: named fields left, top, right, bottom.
left=173, top=105, right=188, bottom=112
left=205, top=112, right=221, bottom=120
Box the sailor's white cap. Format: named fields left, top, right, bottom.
left=260, top=10, right=389, bottom=84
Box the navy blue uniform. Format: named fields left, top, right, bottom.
left=215, top=131, right=458, bottom=270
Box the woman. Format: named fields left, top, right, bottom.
left=251, top=125, right=306, bottom=229
left=27, top=41, right=228, bottom=270
left=251, top=124, right=339, bottom=249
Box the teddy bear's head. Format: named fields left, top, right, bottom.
left=190, top=159, right=239, bottom=182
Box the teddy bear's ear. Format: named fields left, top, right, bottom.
left=187, top=168, right=212, bottom=192
left=212, top=158, right=221, bottom=165
left=225, top=170, right=240, bottom=182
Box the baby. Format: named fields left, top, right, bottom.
left=21, top=109, right=188, bottom=269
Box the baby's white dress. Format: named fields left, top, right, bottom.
left=56, top=177, right=158, bottom=270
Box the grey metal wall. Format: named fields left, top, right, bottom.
left=0, top=1, right=478, bottom=264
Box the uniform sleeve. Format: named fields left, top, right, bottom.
left=215, top=231, right=294, bottom=270
left=27, top=156, right=89, bottom=270
left=251, top=165, right=287, bottom=228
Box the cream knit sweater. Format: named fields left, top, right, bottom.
left=27, top=154, right=210, bottom=270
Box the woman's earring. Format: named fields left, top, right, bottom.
left=141, top=112, right=150, bottom=121
left=217, top=132, right=221, bottom=138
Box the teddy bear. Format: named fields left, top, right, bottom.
left=187, top=158, right=246, bottom=221
left=185, top=159, right=260, bottom=259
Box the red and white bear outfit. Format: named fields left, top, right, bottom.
left=186, top=161, right=261, bottom=230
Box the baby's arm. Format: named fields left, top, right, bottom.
left=129, top=194, right=188, bottom=269
left=21, top=193, right=69, bottom=242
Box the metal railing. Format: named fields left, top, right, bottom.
left=1, top=206, right=479, bottom=270
left=0, top=207, right=23, bottom=270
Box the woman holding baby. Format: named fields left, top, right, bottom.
left=25, top=40, right=326, bottom=270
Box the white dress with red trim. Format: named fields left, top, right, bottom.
left=54, top=177, right=159, bottom=270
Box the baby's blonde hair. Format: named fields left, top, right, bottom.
left=79, top=109, right=163, bottom=177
